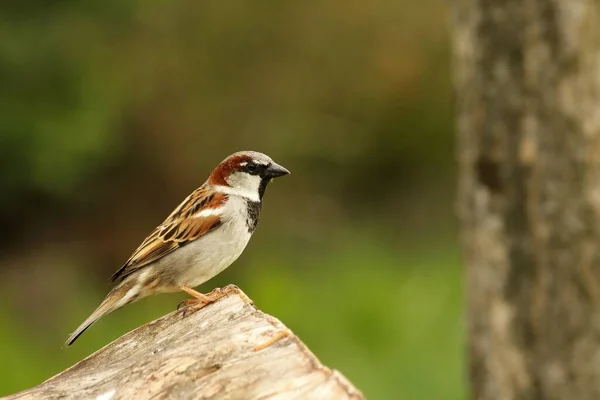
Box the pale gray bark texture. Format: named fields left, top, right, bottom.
left=4, top=285, right=363, bottom=400
left=451, top=1, right=600, bottom=399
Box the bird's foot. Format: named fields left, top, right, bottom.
left=176, top=298, right=206, bottom=311
left=253, top=329, right=292, bottom=352
left=177, top=286, right=227, bottom=317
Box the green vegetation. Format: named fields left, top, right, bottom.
left=0, top=0, right=461, bottom=398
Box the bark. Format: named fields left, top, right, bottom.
left=451, top=1, right=600, bottom=399
left=3, top=285, right=363, bottom=400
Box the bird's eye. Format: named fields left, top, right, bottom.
left=245, top=163, right=257, bottom=173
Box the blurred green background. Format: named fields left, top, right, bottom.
left=0, top=1, right=463, bottom=399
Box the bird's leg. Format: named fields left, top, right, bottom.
left=253, top=329, right=292, bottom=352
left=180, top=286, right=212, bottom=303
left=177, top=286, right=228, bottom=316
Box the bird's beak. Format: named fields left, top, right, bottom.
left=265, top=162, right=290, bottom=178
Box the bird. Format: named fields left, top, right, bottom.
left=66, top=150, right=290, bottom=346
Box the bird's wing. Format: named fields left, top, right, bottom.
left=109, top=187, right=227, bottom=283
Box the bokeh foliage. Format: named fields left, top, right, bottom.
left=0, top=1, right=461, bottom=398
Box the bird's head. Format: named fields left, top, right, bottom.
left=208, top=151, right=290, bottom=201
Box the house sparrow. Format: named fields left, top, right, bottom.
left=66, top=151, right=290, bottom=346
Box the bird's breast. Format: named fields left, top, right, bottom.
left=161, top=197, right=255, bottom=288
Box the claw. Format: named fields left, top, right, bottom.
left=176, top=286, right=230, bottom=318
left=177, top=298, right=210, bottom=317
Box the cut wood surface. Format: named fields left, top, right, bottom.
left=5, top=285, right=364, bottom=400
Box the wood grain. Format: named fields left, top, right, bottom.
left=5, top=285, right=364, bottom=400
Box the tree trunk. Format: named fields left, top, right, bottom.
left=451, top=1, right=600, bottom=399
left=3, top=285, right=363, bottom=400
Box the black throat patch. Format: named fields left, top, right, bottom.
left=246, top=200, right=261, bottom=233
left=258, top=177, right=271, bottom=200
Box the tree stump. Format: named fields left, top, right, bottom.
left=4, top=285, right=364, bottom=400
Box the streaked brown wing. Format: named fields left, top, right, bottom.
left=109, top=187, right=226, bottom=283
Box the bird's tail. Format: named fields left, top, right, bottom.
left=65, top=280, right=142, bottom=346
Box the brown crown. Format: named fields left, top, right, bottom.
left=208, top=153, right=254, bottom=186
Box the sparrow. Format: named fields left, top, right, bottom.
left=66, top=151, right=290, bottom=346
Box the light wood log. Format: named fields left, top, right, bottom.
left=5, top=285, right=364, bottom=400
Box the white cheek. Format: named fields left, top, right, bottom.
left=223, top=172, right=261, bottom=200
